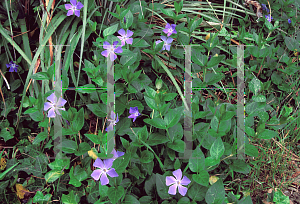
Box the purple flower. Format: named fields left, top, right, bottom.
left=117, top=29, right=134, bottom=46
left=261, top=4, right=270, bottom=13
left=166, top=169, right=191, bottom=196
left=208, top=55, right=211, bottom=61
left=265, top=14, right=273, bottom=22
left=155, top=36, right=173, bottom=52
left=6, top=61, right=19, bottom=72
left=91, top=158, right=118, bottom=185
left=101, top=41, right=123, bottom=62
left=128, top=107, right=141, bottom=122
left=65, top=0, right=84, bottom=17
left=288, top=19, right=291, bottom=24
left=44, top=93, right=67, bottom=118
left=105, top=111, right=119, bottom=132
left=163, top=23, right=177, bottom=37
left=109, top=149, right=125, bottom=160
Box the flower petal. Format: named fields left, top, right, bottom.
left=114, top=47, right=123, bottom=54
left=126, top=30, right=134, bottom=37
left=110, top=52, right=117, bottom=61
left=178, top=185, right=188, bottom=196
left=106, top=124, right=114, bottom=132
left=47, top=108, right=56, bottom=118
left=93, top=158, right=104, bottom=168
left=173, top=169, right=182, bottom=181
left=165, top=45, right=171, bottom=51
left=70, top=0, right=77, bottom=6
left=163, top=29, right=169, bottom=35
left=74, top=10, right=80, bottom=17
left=165, top=23, right=171, bottom=29
left=118, top=28, right=126, bottom=36
left=110, top=111, right=116, bottom=120
left=65, top=4, right=73, bottom=10
left=168, top=184, right=177, bottom=195
left=156, top=40, right=162, bottom=45
left=44, top=102, right=53, bottom=111
left=103, top=41, right=111, bottom=50
left=91, top=169, right=102, bottom=180
left=166, top=37, right=173, bottom=44
left=166, top=176, right=176, bottom=186
left=101, top=50, right=109, bottom=58
left=104, top=159, right=114, bottom=169
left=67, top=10, right=74, bottom=16
left=125, top=38, right=133, bottom=45
left=57, top=97, right=67, bottom=107
left=171, top=24, right=176, bottom=29
left=113, top=41, right=119, bottom=47
left=100, top=173, right=109, bottom=185
left=76, top=1, right=84, bottom=10
left=116, top=113, right=119, bottom=123
left=107, top=168, right=119, bottom=177
left=160, top=36, right=167, bottom=42
left=9, top=67, right=14, bottom=72
left=47, top=93, right=56, bottom=104
left=117, top=151, right=125, bottom=157
left=180, top=176, right=191, bottom=186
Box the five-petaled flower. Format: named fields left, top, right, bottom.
left=163, top=23, right=177, bottom=37
left=166, top=169, right=191, bottom=196
left=6, top=61, right=19, bottom=72
left=265, top=15, right=273, bottom=22
left=91, top=158, right=118, bottom=185
left=128, top=107, right=141, bottom=122
left=44, top=93, right=67, bottom=118
left=288, top=19, right=291, bottom=24
left=109, top=149, right=125, bottom=160
left=155, top=36, right=173, bottom=52
left=65, top=0, right=84, bottom=17
left=117, top=29, right=134, bottom=46
left=105, top=111, right=119, bottom=132
left=101, top=41, right=123, bottom=62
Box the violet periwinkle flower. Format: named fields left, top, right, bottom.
left=6, top=61, right=19, bottom=72
left=288, top=19, right=291, bottom=24
left=163, top=23, right=177, bottom=37
left=101, top=41, right=123, bottom=62
left=166, top=169, right=191, bottom=196
left=155, top=36, right=173, bottom=52
left=65, top=0, right=84, bottom=17
left=105, top=111, right=119, bottom=132
left=44, top=93, right=67, bottom=118
left=128, top=107, right=141, bottom=122
left=91, top=158, right=118, bottom=185
left=265, top=14, right=273, bottom=22
left=261, top=4, right=270, bottom=13
left=117, top=29, right=134, bottom=46
left=109, top=149, right=125, bottom=160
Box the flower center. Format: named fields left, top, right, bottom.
left=72, top=6, right=77, bottom=11
left=177, top=180, right=181, bottom=185
left=11, top=64, right=15, bottom=68
left=109, top=46, right=114, bottom=53
left=134, top=112, right=139, bottom=116
left=103, top=168, right=107, bottom=172
left=168, top=28, right=173, bottom=33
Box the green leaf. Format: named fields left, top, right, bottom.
left=30, top=72, right=50, bottom=80
left=190, top=17, right=203, bottom=33
left=188, top=183, right=207, bottom=202
left=45, top=170, right=63, bottom=183
left=174, top=158, right=181, bottom=169
left=132, top=38, right=150, bottom=48
left=124, top=10, right=133, bottom=29
left=75, top=84, right=96, bottom=94
left=71, top=108, right=84, bottom=132
left=206, top=55, right=225, bottom=68
left=103, top=24, right=118, bottom=37
left=169, top=123, right=183, bottom=141
left=69, top=166, right=81, bottom=187
left=120, top=52, right=138, bottom=66
left=245, top=144, right=258, bottom=157
left=24, top=107, right=39, bottom=114
left=61, top=190, right=77, bottom=204
left=164, top=107, right=184, bottom=128
left=123, top=195, right=140, bottom=204
left=33, top=191, right=51, bottom=202
left=160, top=8, right=175, bottom=18
left=192, top=52, right=207, bottom=66
left=210, top=138, right=224, bottom=159
left=167, top=139, right=185, bottom=153
left=156, top=174, right=169, bottom=199
left=0, top=128, right=14, bottom=142
left=144, top=96, right=158, bottom=110
left=86, top=103, right=107, bottom=118
left=220, top=111, right=235, bottom=121
left=257, top=129, right=278, bottom=139
left=189, top=146, right=205, bottom=172
left=61, top=139, right=77, bottom=153
left=249, top=77, right=262, bottom=95
left=75, top=142, right=91, bottom=156
left=48, top=159, right=70, bottom=170
left=32, top=131, right=48, bottom=145
left=84, top=133, right=101, bottom=144
left=205, top=179, right=225, bottom=204
left=178, top=197, right=190, bottom=204
left=205, top=73, right=224, bottom=85
left=192, top=170, right=209, bottom=187
left=147, top=133, right=170, bottom=146
left=229, top=159, right=250, bottom=174
left=155, top=41, right=164, bottom=53
left=140, top=150, right=154, bottom=163
left=99, top=183, right=109, bottom=198
left=107, top=186, right=124, bottom=204
left=205, top=156, right=220, bottom=166
left=144, top=118, right=167, bottom=129
left=194, top=111, right=210, bottom=119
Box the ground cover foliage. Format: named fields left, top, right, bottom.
left=0, top=0, right=300, bottom=203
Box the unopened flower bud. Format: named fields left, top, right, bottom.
left=124, top=17, right=126, bottom=23
left=156, top=78, right=163, bottom=90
